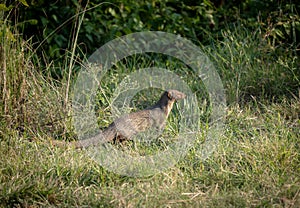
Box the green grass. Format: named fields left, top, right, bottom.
left=1, top=100, right=299, bottom=207
left=1, top=20, right=300, bottom=207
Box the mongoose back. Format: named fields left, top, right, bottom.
left=53, top=89, right=186, bottom=148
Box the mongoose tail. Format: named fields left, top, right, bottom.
left=53, top=89, right=186, bottom=148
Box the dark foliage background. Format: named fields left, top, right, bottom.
left=4, top=0, right=300, bottom=63
left=1, top=0, right=299, bottom=100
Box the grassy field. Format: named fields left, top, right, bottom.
left=1, top=21, right=300, bottom=207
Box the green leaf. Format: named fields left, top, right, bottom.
left=5, top=27, right=16, bottom=42
left=0, top=4, right=9, bottom=11
left=27, top=19, right=38, bottom=25
left=18, top=0, right=29, bottom=7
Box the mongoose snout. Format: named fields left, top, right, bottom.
left=167, top=89, right=186, bottom=101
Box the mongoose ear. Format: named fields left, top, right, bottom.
left=167, top=91, right=173, bottom=99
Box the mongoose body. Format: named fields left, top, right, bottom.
left=53, top=89, right=186, bottom=148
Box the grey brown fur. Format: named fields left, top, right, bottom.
left=53, top=89, right=186, bottom=148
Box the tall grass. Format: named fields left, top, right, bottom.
left=0, top=17, right=300, bottom=208
left=203, top=24, right=299, bottom=103
left=0, top=21, right=71, bottom=140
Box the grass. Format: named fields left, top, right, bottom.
left=1, top=19, right=300, bottom=207
left=1, top=100, right=299, bottom=207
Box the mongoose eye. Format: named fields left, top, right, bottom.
left=167, top=91, right=173, bottom=100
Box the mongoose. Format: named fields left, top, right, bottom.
left=52, top=89, right=186, bottom=148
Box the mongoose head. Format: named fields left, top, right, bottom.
left=158, top=89, right=186, bottom=117
left=166, top=89, right=186, bottom=101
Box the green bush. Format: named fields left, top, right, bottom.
left=6, top=0, right=299, bottom=59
